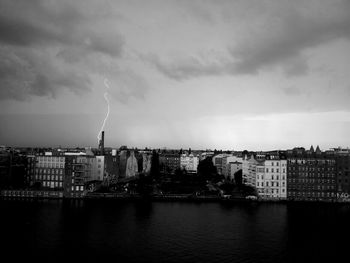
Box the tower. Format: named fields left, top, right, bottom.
left=99, top=131, right=105, bottom=155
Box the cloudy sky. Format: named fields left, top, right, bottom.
left=1, top=0, right=350, bottom=150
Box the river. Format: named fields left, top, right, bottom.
left=0, top=200, right=348, bottom=262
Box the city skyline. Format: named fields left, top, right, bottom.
left=1, top=0, right=350, bottom=150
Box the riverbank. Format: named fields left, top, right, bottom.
left=2, top=189, right=349, bottom=203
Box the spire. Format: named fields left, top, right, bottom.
left=315, top=145, right=321, bottom=154
left=310, top=145, right=315, bottom=153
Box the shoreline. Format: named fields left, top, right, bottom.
left=1, top=189, right=349, bottom=204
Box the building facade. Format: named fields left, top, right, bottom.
left=256, top=157, right=287, bottom=199
left=287, top=150, right=337, bottom=202
left=180, top=153, right=199, bottom=174
left=335, top=155, right=350, bottom=201
left=227, top=161, right=242, bottom=181
left=212, top=154, right=232, bottom=175
left=159, top=153, right=181, bottom=174
left=34, top=155, right=65, bottom=192
left=93, top=156, right=105, bottom=181
left=25, top=155, right=36, bottom=187
left=222, top=156, right=243, bottom=178
left=242, top=155, right=258, bottom=187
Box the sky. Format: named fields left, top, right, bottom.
left=1, top=0, right=350, bottom=151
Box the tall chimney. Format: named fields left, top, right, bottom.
left=99, top=131, right=105, bottom=155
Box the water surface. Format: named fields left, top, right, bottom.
left=0, top=200, right=348, bottom=263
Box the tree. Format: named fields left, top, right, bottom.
left=197, top=157, right=217, bottom=180
left=175, top=168, right=184, bottom=177
left=234, top=169, right=243, bottom=186
left=242, top=150, right=249, bottom=158
left=220, top=182, right=234, bottom=194
left=136, top=173, right=153, bottom=196
left=150, top=150, right=160, bottom=179
left=241, top=184, right=257, bottom=196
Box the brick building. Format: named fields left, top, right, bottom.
left=159, top=152, right=181, bottom=174
left=287, top=146, right=337, bottom=201
left=335, top=154, right=350, bottom=201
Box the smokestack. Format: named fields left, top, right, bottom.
left=99, top=131, right=105, bottom=155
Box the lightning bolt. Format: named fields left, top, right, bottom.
left=97, top=78, right=110, bottom=143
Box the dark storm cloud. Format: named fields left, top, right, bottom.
left=109, top=69, right=150, bottom=102
left=145, top=0, right=350, bottom=80
left=0, top=0, right=124, bottom=56
left=0, top=47, right=91, bottom=100
left=230, top=1, right=350, bottom=75
left=0, top=0, right=124, bottom=100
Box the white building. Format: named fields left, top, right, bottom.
left=223, top=156, right=243, bottom=178
left=180, top=153, right=199, bottom=174
left=91, top=156, right=105, bottom=181
left=256, top=157, right=287, bottom=199
left=227, top=161, right=242, bottom=181
left=242, top=155, right=258, bottom=187
left=212, top=154, right=232, bottom=175
left=35, top=156, right=65, bottom=189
